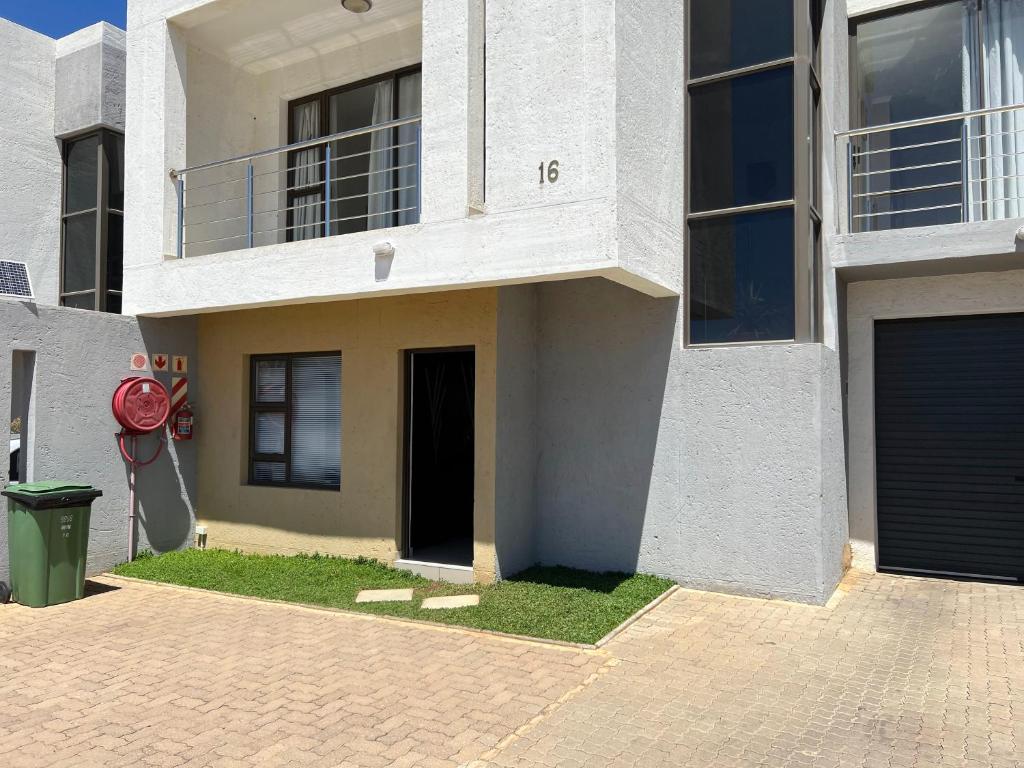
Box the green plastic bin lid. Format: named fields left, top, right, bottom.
left=2, top=481, right=102, bottom=509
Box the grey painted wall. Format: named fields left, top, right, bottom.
left=54, top=23, right=126, bottom=137
left=492, top=279, right=847, bottom=604
left=494, top=284, right=538, bottom=578
left=0, top=301, right=198, bottom=583
left=0, top=20, right=61, bottom=307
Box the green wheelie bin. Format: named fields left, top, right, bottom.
left=2, top=482, right=102, bottom=608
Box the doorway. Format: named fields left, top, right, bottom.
left=403, top=348, right=475, bottom=567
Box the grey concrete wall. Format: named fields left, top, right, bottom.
left=494, top=285, right=539, bottom=578
left=525, top=279, right=845, bottom=604
left=0, top=301, right=198, bottom=583
left=54, top=23, right=126, bottom=137
left=0, top=20, right=61, bottom=307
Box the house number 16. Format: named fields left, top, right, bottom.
left=539, top=160, right=560, bottom=184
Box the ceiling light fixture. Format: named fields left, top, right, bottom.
left=341, top=0, right=373, bottom=12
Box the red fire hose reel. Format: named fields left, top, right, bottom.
left=112, top=377, right=171, bottom=466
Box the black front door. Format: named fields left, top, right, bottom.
left=404, top=348, right=474, bottom=566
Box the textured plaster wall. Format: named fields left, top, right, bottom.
left=531, top=279, right=845, bottom=604
left=0, top=20, right=61, bottom=307
left=121, top=0, right=679, bottom=316
left=0, top=301, right=198, bottom=583
left=614, top=0, right=685, bottom=293
left=846, top=269, right=1024, bottom=570
left=54, top=23, right=127, bottom=137
left=194, top=289, right=499, bottom=582
left=493, top=285, right=538, bottom=578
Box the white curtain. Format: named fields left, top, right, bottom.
left=367, top=80, right=395, bottom=230
left=396, top=72, right=422, bottom=226
left=968, top=0, right=1024, bottom=220
left=292, top=101, right=323, bottom=240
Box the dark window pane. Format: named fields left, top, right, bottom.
left=290, top=355, right=341, bottom=488
left=107, top=212, right=123, bottom=291
left=108, top=133, right=125, bottom=211
left=690, top=0, right=794, bottom=78
left=255, top=360, right=287, bottom=403
left=689, top=208, right=795, bottom=344
left=854, top=1, right=962, bottom=127
left=62, top=212, right=96, bottom=293
left=691, top=67, right=794, bottom=211
left=62, top=292, right=95, bottom=310
left=252, top=461, right=286, bottom=484
left=65, top=135, right=99, bottom=213
left=254, top=412, right=286, bottom=455
left=105, top=292, right=122, bottom=314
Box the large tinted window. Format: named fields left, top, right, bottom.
left=690, top=0, right=794, bottom=78
left=687, top=0, right=809, bottom=345
left=690, top=209, right=796, bottom=344
left=61, top=131, right=123, bottom=313
left=690, top=67, right=794, bottom=212
left=855, top=1, right=963, bottom=127
left=851, top=1, right=965, bottom=232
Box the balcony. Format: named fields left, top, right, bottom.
left=172, top=117, right=422, bottom=258
left=841, top=103, right=1024, bottom=234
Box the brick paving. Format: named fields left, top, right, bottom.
left=0, top=577, right=605, bottom=767
left=2, top=570, right=1023, bottom=768
left=484, top=570, right=1024, bottom=768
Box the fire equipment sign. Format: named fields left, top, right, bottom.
left=173, top=355, right=188, bottom=374
left=152, top=354, right=169, bottom=372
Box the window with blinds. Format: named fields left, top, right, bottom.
left=249, top=353, right=341, bottom=489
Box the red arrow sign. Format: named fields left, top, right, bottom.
left=152, top=354, right=168, bottom=372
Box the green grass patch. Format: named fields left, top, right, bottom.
left=112, top=549, right=673, bottom=644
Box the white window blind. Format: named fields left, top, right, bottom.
left=250, top=353, right=341, bottom=489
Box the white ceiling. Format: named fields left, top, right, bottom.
left=172, top=0, right=422, bottom=74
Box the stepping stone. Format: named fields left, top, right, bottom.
left=420, top=594, right=480, bottom=610
left=355, top=588, right=414, bottom=603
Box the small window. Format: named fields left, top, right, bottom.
left=249, top=353, right=341, bottom=489
left=690, top=0, right=794, bottom=79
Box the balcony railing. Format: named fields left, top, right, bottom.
left=840, top=103, right=1024, bottom=234
left=170, top=116, right=422, bottom=258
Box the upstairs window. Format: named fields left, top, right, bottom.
left=61, top=130, right=123, bottom=313
left=250, top=353, right=342, bottom=490
left=686, top=0, right=821, bottom=345
left=287, top=67, right=422, bottom=241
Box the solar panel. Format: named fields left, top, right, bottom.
left=0, top=261, right=33, bottom=299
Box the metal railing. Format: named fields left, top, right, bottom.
left=170, top=116, right=422, bottom=258
left=839, top=103, right=1024, bottom=234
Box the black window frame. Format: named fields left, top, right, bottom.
left=249, top=351, right=342, bottom=491
left=285, top=65, right=422, bottom=242
left=60, top=128, right=124, bottom=313
left=684, top=0, right=823, bottom=346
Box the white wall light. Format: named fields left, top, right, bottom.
left=341, top=0, right=373, bottom=12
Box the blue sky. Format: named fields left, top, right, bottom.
left=1, top=0, right=126, bottom=39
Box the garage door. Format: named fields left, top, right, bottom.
left=874, top=313, right=1024, bottom=581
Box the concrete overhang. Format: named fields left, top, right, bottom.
left=169, top=0, right=422, bottom=75
left=122, top=197, right=678, bottom=317
left=832, top=218, right=1024, bottom=282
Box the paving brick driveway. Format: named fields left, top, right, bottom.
left=2, top=570, right=1023, bottom=768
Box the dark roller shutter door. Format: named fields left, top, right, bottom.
left=874, top=313, right=1024, bottom=581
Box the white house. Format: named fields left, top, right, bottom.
left=4, top=0, right=1023, bottom=601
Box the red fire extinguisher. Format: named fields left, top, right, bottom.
left=172, top=403, right=194, bottom=441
